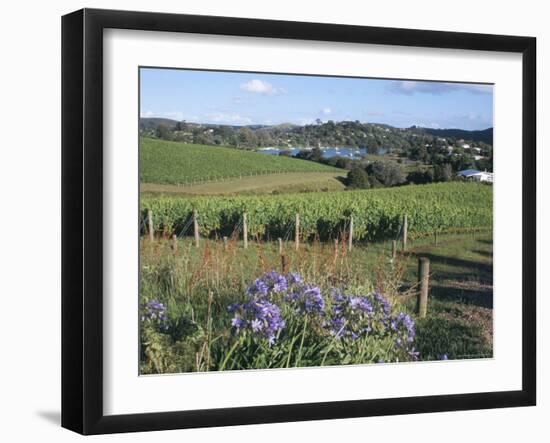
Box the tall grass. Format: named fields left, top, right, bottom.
left=139, top=236, right=413, bottom=374
left=140, top=233, right=493, bottom=374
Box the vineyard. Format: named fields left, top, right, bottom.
left=141, top=182, right=492, bottom=242
left=140, top=137, right=344, bottom=185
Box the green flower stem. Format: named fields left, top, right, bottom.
left=219, top=335, right=244, bottom=371
left=295, top=315, right=309, bottom=367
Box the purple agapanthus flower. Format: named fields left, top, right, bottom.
left=246, top=278, right=270, bottom=298
left=285, top=284, right=324, bottom=315
left=287, top=272, right=302, bottom=285
left=329, top=289, right=376, bottom=339
left=228, top=299, right=286, bottom=346
left=141, top=299, right=169, bottom=331
left=373, top=291, right=391, bottom=319
left=245, top=270, right=293, bottom=299
left=393, top=312, right=416, bottom=343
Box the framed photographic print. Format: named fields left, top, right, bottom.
left=61, top=8, right=536, bottom=435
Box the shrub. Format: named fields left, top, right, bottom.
left=346, top=167, right=370, bottom=189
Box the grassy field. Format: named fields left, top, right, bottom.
left=141, top=171, right=346, bottom=196
left=139, top=231, right=492, bottom=373
left=140, top=137, right=345, bottom=185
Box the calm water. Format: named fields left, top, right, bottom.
left=256, top=147, right=387, bottom=159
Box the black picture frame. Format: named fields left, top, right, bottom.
left=62, top=8, right=536, bottom=435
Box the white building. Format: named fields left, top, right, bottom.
left=457, top=169, right=493, bottom=183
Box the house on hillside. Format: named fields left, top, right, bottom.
left=457, top=169, right=493, bottom=183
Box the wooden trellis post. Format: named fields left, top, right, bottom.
left=147, top=209, right=154, bottom=242
left=243, top=212, right=248, bottom=249
left=391, top=240, right=397, bottom=261
left=402, top=214, right=408, bottom=251
left=278, top=237, right=283, bottom=255
left=295, top=213, right=300, bottom=251
left=223, top=236, right=228, bottom=251
left=171, top=234, right=178, bottom=252
left=416, top=257, right=430, bottom=318
left=193, top=210, right=199, bottom=248
left=348, top=216, right=354, bottom=251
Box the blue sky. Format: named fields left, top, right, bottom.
left=140, top=68, right=493, bottom=130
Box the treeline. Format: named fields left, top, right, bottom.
left=140, top=118, right=492, bottom=163
left=292, top=146, right=487, bottom=188
left=345, top=162, right=455, bottom=189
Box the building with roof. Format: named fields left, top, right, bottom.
left=457, top=169, right=493, bottom=183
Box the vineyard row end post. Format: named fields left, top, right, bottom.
left=402, top=214, right=408, bottom=251
left=193, top=210, right=200, bottom=248
left=243, top=212, right=248, bottom=249
left=416, top=257, right=430, bottom=318
left=295, top=213, right=300, bottom=251
left=147, top=209, right=154, bottom=242
left=348, top=216, right=354, bottom=251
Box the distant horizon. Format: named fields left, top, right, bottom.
left=140, top=115, right=493, bottom=133
left=140, top=68, right=494, bottom=131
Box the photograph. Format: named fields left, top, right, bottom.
left=138, top=68, right=494, bottom=375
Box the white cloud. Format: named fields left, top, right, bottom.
left=206, top=112, right=253, bottom=125
left=141, top=110, right=154, bottom=118
left=240, top=79, right=284, bottom=95
left=321, top=107, right=332, bottom=115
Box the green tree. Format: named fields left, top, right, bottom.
left=434, top=163, right=453, bottom=182
left=407, top=170, right=434, bottom=185
left=367, top=161, right=406, bottom=187
left=155, top=123, right=172, bottom=140
left=346, top=167, right=370, bottom=189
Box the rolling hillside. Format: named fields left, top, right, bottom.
left=140, top=137, right=345, bottom=185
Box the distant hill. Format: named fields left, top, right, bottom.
left=139, top=117, right=179, bottom=131
left=140, top=137, right=344, bottom=185
left=139, top=118, right=493, bottom=152
left=417, top=127, right=493, bottom=145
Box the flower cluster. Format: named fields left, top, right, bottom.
left=390, top=312, right=418, bottom=359
left=141, top=299, right=169, bottom=331
left=228, top=271, right=420, bottom=359
left=285, top=284, right=324, bottom=315
left=390, top=312, right=416, bottom=347
left=230, top=271, right=323, bottom=345
left=228, top=299, right=285, bottom=346
left=372, top=292, right=391, bottom=319
left=246, top=270, right=289, bottom=297
left=329, top=290, right=375, bottom=339
left=327, top=289, right=417, bottom=357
